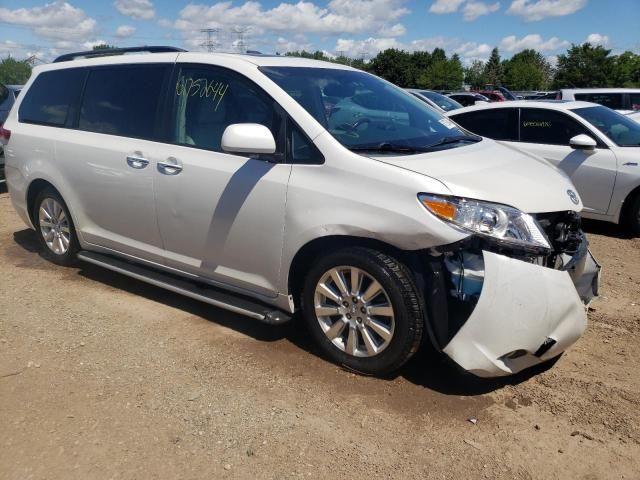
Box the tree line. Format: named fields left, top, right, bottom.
left=286, top=43, right=640, bottom=91
left=1, top=43, right=639, bottom=91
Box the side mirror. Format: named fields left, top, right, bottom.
left=221, top=123, right=276, bottom=155
left=569, top=134, right=597, bottom=151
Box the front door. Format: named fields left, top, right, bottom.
left=516, top=108, right=617, bottom=214
left=154, top=63, right=291, bottom=297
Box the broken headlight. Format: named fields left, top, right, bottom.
left=419, top=193, right=551, bottom=251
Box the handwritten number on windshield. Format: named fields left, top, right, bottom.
left=176, top=77, right=229, bottom=111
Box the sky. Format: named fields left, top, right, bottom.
left=0, top=0, right=639, bottom=64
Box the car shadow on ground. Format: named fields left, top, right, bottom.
left=582, top=218, right=634, bottom=239
left=12, top=227, right=547, bottom=397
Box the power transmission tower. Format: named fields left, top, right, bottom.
left=233, top=26, right=249, bottom=53
left=200, top=28, right=220, bottom=52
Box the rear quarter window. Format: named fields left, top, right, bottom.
left=451, top=108, right=519, bottom=141
left=19, top=69, right=85, bottom=126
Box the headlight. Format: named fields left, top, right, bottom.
left=419, top=193, right=551, bottom=250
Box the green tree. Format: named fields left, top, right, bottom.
left=0, top=56, right=32, bottom=85
left=503, top=49, right=552, bottom=90
left=367, top=49, right=413, bottom=87
left=612, top=51, right=640, bottom=87
left=483, top=47, right=504, bottom=87
left=92, top=44, right=116, bottom=50
left=554, top=43, right=614, bottom=88
left=464, top=60, right=487, bottom=89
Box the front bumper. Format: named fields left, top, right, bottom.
left=441, top=249, right=600, bottom=377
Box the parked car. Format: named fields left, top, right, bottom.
left=4, top=47, right=599, bottom=378
left=447, top=92, right=491, bottom=107
left=1, top=84, right=22, bottom=168
left=476, top=90, right=506, bottom=102
left=406, top=89, right=463, bottom=113
left=447, top=101, right=640, bottom=234
left=627, top=111, right=640, bottom=124
left=556, top=89, right=640, bottom=114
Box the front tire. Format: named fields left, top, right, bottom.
left=301, top=247, right=424, bottom=375
left=628, top=193, right=640, bottom=236
left=33, top=187, right=79, bottom=266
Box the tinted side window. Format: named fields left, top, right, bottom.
left=19, top=69, right=85, bottom=126
left=520, top=109, right=590, bottom=145
left=574, top=93, right=623, bottom=110
left=172, top=65, right=284, bottom=154
left=79, top=65, right=168, bottom=139
left=630, top=93, right=640, bottom=111
left=452, top=109, right=519, bottom=141
left=450, top=95, right=474, bottom=107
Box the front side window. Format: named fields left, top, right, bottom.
left=19, top=69, right=85, bottom=126
left=451, top=108, right=519, bottom=141
left=261, top=67, right=478, bottom=155
left=79, top=65, right=169, bottom=139
left=520, top=108, right=592, bottom=146
left=574, top=92, right=624, bottom=110
left=172, top=65, right=284, bottom=154
left=573, top=105, right=640, bottom=147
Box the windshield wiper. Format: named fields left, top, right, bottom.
left=347, top=142, right=425, bottom=154
left=421, top=135, right=481, bottom=151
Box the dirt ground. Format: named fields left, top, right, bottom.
left=1, top=188, right=639, bottom=480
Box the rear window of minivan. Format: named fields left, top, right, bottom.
left=19, top=69, right=85, bottom=126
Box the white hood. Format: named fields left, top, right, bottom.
left=374, top=139, right=582, bottom=214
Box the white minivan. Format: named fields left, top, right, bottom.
left=557, top=89, right=640, bottom=114
left=3, top=47, right=600, bottom=377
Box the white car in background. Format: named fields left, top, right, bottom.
left=447, top=101, right=640, bottom=234
left=627, top=111, right=640, bottom=124
left=406, top=89, right=463, bottom=113
left=556, top=89, right=640, bottom=114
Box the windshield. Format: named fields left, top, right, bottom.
left=417, top=91, right=462, bottom=112
left=260, top=66, right=478, bottom=153
left=573, top=105, right=640, bottom=147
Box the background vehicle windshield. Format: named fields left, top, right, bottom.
left=573, top=106, right=640, bottom=147
left=417, top=91, right=462, bottom=112
left=261, top=67, right=474, bottom=152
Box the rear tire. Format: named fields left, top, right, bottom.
left=33, top=187, right=79, bottom=266
left=301, top=247, right=424, bottom=375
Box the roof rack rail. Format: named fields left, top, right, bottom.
left=53, top=46, right=186, bottom=63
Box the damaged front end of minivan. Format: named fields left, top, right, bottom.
left=416, top=195, right=600, bottom=377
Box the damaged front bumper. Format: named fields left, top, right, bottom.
left=423, top=215, right=601, bottom=378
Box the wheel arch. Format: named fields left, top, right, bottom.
left=287, top=235, right=419, bottom=308
left=620, top=183, right=640, bottom=228
left=26, top=178, right=60, bottom=227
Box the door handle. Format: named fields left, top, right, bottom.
left=157, top=157, right=183, bottom=175
left=126, top=155, right=149, bottom=169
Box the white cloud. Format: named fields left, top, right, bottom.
left=379, top=23, right=407, bottom=37
left=429, top=0, right=466, bottom=13
left=157, top=18, right=172, bottom=28
left=584, top=33, right=610, bottom=47
left=115, top=24, right=136, bottom=38
left=499, top=33, right=570, bottom=52
left=506, top=0, right=586, bottom=22
left=83, top=39, right=109, bottom=50
left=175, top=0, right=409, bottom=36
left=0, top=1, right=97, bottom=42
left=462, top=1, right=500, bottom=21
left=114, top=0, right=155, bottom=20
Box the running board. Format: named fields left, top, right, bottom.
left=77, top=251, right=291, bottom=325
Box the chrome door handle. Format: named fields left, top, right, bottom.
left=157, top=158, right=183, bottom=175
left=126, top=155, right=149, bottom=169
